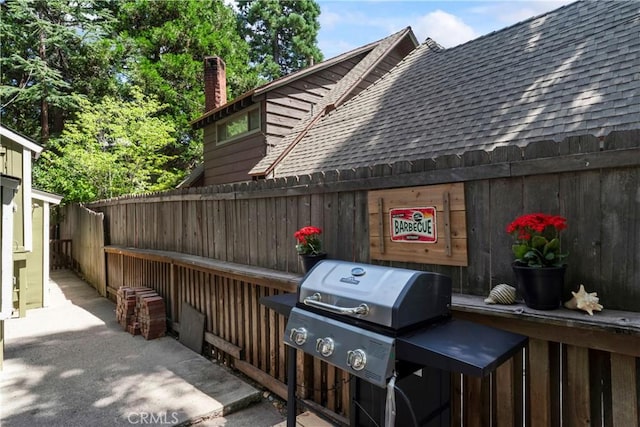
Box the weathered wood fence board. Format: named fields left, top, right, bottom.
left=58, top=205, right=105, bottom=296
left=78, top=133, right=640, bottom=311
left=50, top=239, right=72, bottom=270
left=54, top=133, right=640, bottom=424
left=92, top=246, right=640, bottom=426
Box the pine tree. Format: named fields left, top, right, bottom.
left=0, top=0, right=116, bottom=142
left=112, top=0, right=258, bottom=170
left=237, top=0, right=323, bottom=80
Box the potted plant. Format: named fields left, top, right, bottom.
left=294, top=226, right=327, bottom=273
left=506, top=213, right=568, bottom=310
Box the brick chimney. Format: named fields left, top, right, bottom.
left=204, top=56, right=227, bottom=112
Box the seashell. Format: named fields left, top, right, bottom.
left=484, top=284, right=517, bottom=305
left=564, top=284, right=603, bottom=315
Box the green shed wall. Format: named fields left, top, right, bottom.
left=25, top=200, right=44, bottom=309
left=2, top=139, right=25, bottom=250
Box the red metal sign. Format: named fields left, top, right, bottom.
left=389, top=207, right=437, bottom=243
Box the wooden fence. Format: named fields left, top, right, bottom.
left=100, top=245, right=639, bottom=427
left=54, top=132, right=640, bottom=425
left=103, top=245, right=351, bottom=424
left=50, top=239, right=72, bottom=270
left=58, top=204, right=106, bottom=296
left=83, top=132, right=640, bottom=312
left=453, top=298, right=639, bottom=427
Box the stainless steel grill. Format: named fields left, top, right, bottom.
left=285, top=260, right=451, bottom=388
left=271, top=260, right=527, bottom=426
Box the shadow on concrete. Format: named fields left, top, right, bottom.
left=1, top=270, right=273, bottom=427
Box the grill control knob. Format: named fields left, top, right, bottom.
left=315, top=337, right=335, bottom=357
left=289, top=327, right=308, bottom=345
left=347, top=349, right=367, bottom=371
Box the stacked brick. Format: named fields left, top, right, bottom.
left=138, top=294, right=167, bottom=340
left=116, top=286, right=150, bottom=330
left=116, top=286, right=166, bottom=340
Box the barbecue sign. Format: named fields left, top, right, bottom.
left=389, top=207, right=437, bottom=243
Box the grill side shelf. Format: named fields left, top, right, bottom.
left=396, top=318, right=528, bottom=377
left=260, top=293, right=296, bottom=317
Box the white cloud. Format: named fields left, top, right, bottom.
left=319, top=10, right=343, bottom=30
left=470, top=1, right=574, bottom=26
left=412, top=10, right=478, bottom=48
left=315, top=1, right=576, bottom=58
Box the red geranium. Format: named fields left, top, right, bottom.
left=294, top=226, right=323, bottom=255
left=507, top=213, right=568, bottom=267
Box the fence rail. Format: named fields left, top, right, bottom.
left=102, top=246, right=640, bottom=427
left=54, top=132, right=640, bottom=425
left=58, top=205, right=106, bottom=296
left=82, top=133, right=640, bottom=312
left=50, top=239, right=72, bottom=270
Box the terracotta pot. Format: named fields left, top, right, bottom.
left=512, top=263, right=566, bottom=310
left=300, top=253, right=327, bottom=273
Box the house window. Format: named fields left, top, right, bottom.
left=216, top=106, right=260, bottom=145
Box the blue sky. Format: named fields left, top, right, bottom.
left=316, top=0, right=574, bottom=58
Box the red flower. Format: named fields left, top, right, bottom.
left=507, top=213, right=568, bottom=267
left=294, top=226, right=323, bottom=255
left=294, top=226, right=322, bottom=242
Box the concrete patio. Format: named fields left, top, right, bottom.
left=0, top=270, right=294, bottom=426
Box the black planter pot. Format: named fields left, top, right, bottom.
left=512, top=263, right=566, bottom=310
left=300, top=253, right=327, bottom=273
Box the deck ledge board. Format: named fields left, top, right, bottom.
left=104, top=246, right=640, bottom=336
left=452, top=293, right=640, bottom=336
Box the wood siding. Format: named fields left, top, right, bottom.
left=24, top=199, right=43, bottom=309
left=201, top=53, right=369, bottom=186
left=202, top=54, right=376, bottom=186
left=1, top=139, right=25, bottom=249
left=263, top=54, right=367, bottom=142
left=202, top=127, right=265, bottom=186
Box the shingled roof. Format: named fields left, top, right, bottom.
left=272, top=0, right=640, bottom=177
left=250, top=26, right=417, bottom=176
left=191, top=27, right=415, bottom=131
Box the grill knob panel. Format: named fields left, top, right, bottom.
left=316, top=337, right=335, bottom=357
left=347, top=349, right=367, bottom=371
left=289, top=327, right=308, bottom=345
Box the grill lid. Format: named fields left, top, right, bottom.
left=298, top=260, right=451, bottom=330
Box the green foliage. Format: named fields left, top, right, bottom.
left=113, top=0, right=260, bottom=170
left=4, top=0, right=325, bottom=202
left=237, top=0, right=323, bottom=80
left=33, top=89, right=182, bottom=203
left=507, top=213, right=568, bottom=268
left=0, top=0, right=117, bottom=141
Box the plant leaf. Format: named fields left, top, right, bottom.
left=512, top=244, right=528, bottom=259
left=531, top=235, right=548, bottom=250
left=544, top=238, right=560, bottom=254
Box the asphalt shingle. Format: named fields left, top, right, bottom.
left=249, top=27, right=416, bottom=176
left=274, top=1, right=640, bottom=177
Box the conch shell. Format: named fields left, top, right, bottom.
left=564, top=284, right=603, bottom=315
left=484, top=284, right=517, bottom=305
